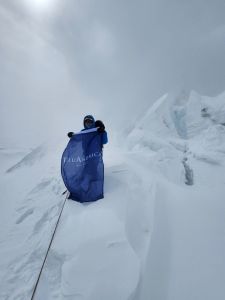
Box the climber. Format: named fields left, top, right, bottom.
left=67, top=115, right=108, bottom=146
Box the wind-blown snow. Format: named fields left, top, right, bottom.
left=0, top=90, right=225, bottom=300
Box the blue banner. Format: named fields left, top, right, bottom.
left=61, top=128, right=104, bottom=203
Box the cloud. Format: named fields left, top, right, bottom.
left=0, top=3, right=95, bottom=147
left=86, top=21, right=116, bottom=58
left=0, top=0, right=225, bottom=147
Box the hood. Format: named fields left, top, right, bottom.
left=83, top=115, right=95, bottom=129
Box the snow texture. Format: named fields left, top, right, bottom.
left=0, top=90, right=225, bottom=300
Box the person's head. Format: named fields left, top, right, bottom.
left=83, top=115, right=95, bottom=129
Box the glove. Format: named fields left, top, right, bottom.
left=95, top=120, right=105, bottom=133
left=67, top=132, right=74, bottom=138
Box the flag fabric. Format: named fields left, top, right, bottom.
left=61, top=128, right=104, bottom=203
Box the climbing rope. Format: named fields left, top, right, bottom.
left=30, top=192, right=69, bottom=300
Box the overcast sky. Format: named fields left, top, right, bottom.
left=0, top=0, right=225, bottom=147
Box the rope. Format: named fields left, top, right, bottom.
left=30, top=192, right=69, bottom=300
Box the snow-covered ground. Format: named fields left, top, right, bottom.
left=0, top=90, right=225, bottom=300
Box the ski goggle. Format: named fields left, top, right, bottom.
left=84, top=118, right=94, bottom=128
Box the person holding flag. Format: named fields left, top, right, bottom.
left=61, top=115, right=108, bottom=202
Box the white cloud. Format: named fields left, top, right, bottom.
left=87, top=22, right=116, bottom=58
left=1, top=0, right=225, bottom=147
left=22, top=0, right=60, bottom=17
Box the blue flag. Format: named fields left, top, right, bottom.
left=61, top=128, right=104, bottom=203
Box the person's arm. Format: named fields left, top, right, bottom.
left=95, top=120, right=108, bottom=145
left=102, top=131, right=108, bottom=144
left=95, top=120, right=105, bottom=133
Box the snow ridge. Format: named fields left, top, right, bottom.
left=0, top=90, right=225, bottom=300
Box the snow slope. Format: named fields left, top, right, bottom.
left=0, top=142, right=65, bottom=299
left=0, top=90, right=225, bottom=300
left=127, top=90, right=225, bottom=300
